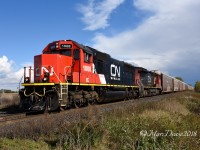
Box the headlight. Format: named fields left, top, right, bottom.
left=24, top=77, right=30, bottom=83
left=42, top=72, right=49, bottom=82
left=43, top=77, right=47, bottom=81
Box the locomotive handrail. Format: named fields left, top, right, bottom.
left=24, top=87, right=46, bottom=97
left=23, top=66, right=33, bottom=82
left=18, top=75, right=23, bottom=91
left=64, top=66, right=72, bottom=81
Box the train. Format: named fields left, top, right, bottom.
left=19, top=40, right=193, bottom=112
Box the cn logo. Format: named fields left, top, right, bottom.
left=148, top=75, right=152, bottom=83
left=110, top=64, right=120, bottom=81
left=35, top=67, right=54, bottom=77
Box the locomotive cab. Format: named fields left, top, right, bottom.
left=32, top=40, right=95, bottom=84
left=35, top=40, right=77, bottom=83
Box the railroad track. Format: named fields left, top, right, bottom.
left=0, top=113, right=26, bottom=122
left=0, top=92, right=180, bottom=125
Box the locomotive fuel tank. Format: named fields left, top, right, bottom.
left=98, top=91, right=127, bottom=103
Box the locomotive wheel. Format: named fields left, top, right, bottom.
left=46, top=91, right=60, bottom=111
left=74, top=97, right=85, bottom=108
left=19, top=97, right=30, bottom=111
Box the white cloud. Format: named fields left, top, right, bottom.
left=78, top=0, right=125, bottom=30
left=91, top=0, right=200, bottom=84
left=0, top=56, right=13, bottom=73
left=0, top=56, right=32, bottom=90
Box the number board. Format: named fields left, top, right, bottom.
left=60, top=44, right=72, bottom=49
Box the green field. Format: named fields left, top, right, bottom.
left=0, top=91, right=200, bottom=150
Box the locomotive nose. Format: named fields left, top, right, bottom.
left=34, top=54, right=72, bottom=83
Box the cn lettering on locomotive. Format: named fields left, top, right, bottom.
left=110, top=64, right=120, bottom=81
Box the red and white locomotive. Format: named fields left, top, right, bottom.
left=19, top=40, right=193, bottom=111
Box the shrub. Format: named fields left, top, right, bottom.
left=195, top=81, right=200, bottom=92
left=57, top=120, right=104, bottom=150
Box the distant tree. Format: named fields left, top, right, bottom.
left=0, top=89, right=17, bottom=93
left=194, top=81, right=200, bottom=92
left=175, top=77, right=184, bottom=82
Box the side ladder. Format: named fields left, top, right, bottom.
left=59, top=84, right=68, bottom=107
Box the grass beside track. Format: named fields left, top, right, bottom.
left=0, top=93, right=19, bottom=109
left=0, top=91, right=200, bottom=149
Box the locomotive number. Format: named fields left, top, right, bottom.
left=60, top=44, right=72, bottom=49
left=83, top=66, right=91, bottom=72
left=86, top=77, right=89, bottom=83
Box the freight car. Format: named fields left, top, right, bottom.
left=19, top=40, right=193, bottom=112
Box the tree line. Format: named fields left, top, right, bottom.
left=0, top=89, right=18, bottom=93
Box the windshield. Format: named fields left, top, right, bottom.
left=44, top=50, right=71, bottom=56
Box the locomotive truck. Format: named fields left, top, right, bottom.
left=19, top=40, right=193, bottom=112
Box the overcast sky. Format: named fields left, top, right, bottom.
left=0, top=0, right=200, bottom=90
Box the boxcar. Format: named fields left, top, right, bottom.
left=173, top=78, right=179, bottom=92
left=162, top=73, right=173, bottom=92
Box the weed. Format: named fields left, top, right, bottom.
left=57, top=119, right=103, bottom=150
left=0, top=138, right=49, bottom=150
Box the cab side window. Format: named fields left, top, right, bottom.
left=84, top=52, right=91, bottom=63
